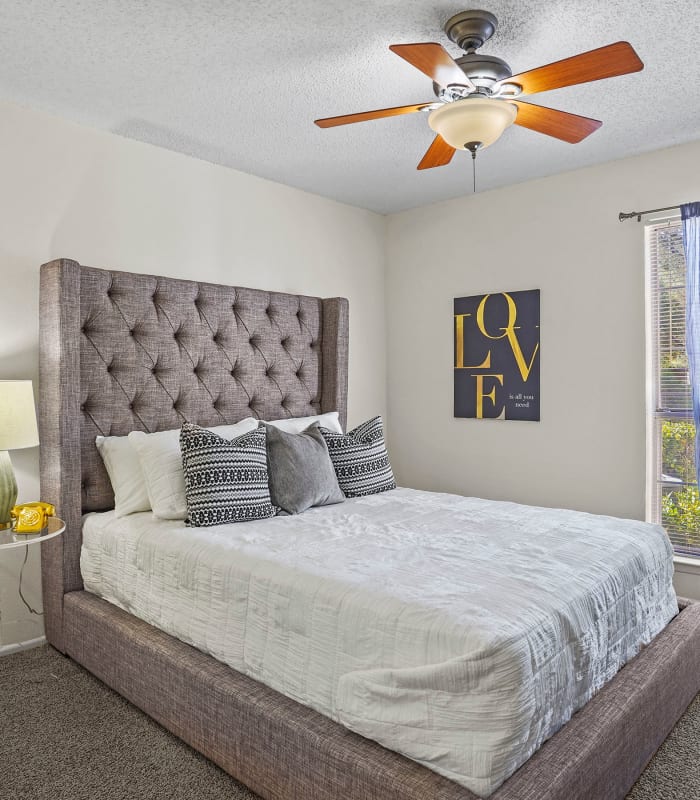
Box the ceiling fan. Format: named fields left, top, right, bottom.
left=314, top=9, right=644, bottom=171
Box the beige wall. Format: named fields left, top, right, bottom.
left=2, top=101, right=698, bottom=648
left=386, top=141, right=700, bottom=598
left=0, top=101, right=387, bottom=646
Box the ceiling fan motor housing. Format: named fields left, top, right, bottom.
left=457, top=53, right=512, bottom=85
left=432, top=54, right=513, bottom=99
left=437, top=11, right=513, bottom=97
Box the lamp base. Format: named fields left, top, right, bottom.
left=0, top=450, right=18, bottom=529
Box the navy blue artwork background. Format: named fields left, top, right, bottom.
left=454, top=289, right=540, bottom=421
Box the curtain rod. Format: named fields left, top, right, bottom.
left=618, top=204, right=681, bottom=222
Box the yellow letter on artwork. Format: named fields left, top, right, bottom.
left=476, top=294, right=539, bottom=383
left=455, top=314, right=491, bottom=369
left=476, top=294, right=510, bottom=341
left=475, top=374, right=504, bottom=418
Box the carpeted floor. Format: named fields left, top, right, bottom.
left=1, top=646, right=698, bottom=800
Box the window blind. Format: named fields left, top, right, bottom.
left=647, top=219, right=700, bottom=557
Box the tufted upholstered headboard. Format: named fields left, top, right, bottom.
left=38, top=258, right=349, bottom=650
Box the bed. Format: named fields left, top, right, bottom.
left=39, top=258, right=700, bottom=800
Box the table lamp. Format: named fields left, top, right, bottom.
left=0, top=380, right=39, bottom=529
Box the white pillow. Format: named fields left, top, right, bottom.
left=129, top=417, right=259, bottom=520
left=266, top=411, right=343, bottom=435
left=96, top=435, right=151, bottom=517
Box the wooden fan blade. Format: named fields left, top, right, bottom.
left=501, top=41, right=643, bottom=96
left=314, top=102, right=433, bottom=128
left=511, top=100, right=602, bottom=143
left=389, top=43, right=475, bottom=90
left=417, top=135, right=456, bottom=170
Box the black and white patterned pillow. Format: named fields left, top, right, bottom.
left=180, top=422, right=276, bottom=527
left=319, top=416, right=396, bottom=497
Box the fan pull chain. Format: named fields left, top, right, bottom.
left=465, top=141, right=482, bottom=193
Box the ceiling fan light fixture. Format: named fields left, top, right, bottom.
left=428, top=97, right=517, bottom=150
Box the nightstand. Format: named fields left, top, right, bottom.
left=0, top=517, right=65, bottom=655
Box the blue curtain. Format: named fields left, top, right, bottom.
left=682, top=202, right=700, bottom=485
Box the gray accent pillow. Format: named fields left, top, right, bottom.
left=264, top=422, right=345, bottom=515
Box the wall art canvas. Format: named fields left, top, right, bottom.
left=454, top=289, right=540, bottom=421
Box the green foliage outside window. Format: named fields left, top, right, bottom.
left=663, top=486, right=700, bottom=540
left=662, top=420, right=696, bottom=482
left=661, top=420, right=700, bottom=546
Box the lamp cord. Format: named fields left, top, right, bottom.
left=19, top=544, right=43, bottom=616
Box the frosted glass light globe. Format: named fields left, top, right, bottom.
left=428, top=97, right=517, bottom=150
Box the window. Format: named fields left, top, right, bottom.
left=646, top=218, right=700, bottom=558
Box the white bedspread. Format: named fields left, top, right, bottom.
left=81, top=488, right=677, bottom=797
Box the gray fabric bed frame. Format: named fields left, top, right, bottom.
left=39, top=258, right=700, bottom=800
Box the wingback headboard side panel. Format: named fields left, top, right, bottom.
left=321, top=297, right=349, bottom=433
left=39, top=259, right=84, bottom=652
left=39, top=259, right=349, bottom=652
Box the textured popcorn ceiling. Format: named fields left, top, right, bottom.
left=1, top=1, right=699, bottom=213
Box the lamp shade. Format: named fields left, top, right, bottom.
left=0, top=380, right=39, bottom=450
left=428, top=97, right=517, bottom=150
